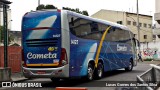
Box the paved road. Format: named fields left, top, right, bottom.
left=0, top=62, right=156, bottom=90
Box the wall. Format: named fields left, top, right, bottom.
left=156, top=0, right=160, bottom=13
left=0, top=46, right=22, bottom=73
left=140, top=42, right=160, bottom=60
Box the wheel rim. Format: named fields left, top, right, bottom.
left=98, top=64, right=103, bottom=77
left=129, top=62, right=132, bottom=70
left=88, top=66, right=93, bottom=80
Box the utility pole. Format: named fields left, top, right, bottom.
left=38, top=0, right=40, bottom=6
left=0, top=0, right=12, bottom=67
left=137, top=0, right=140, bottom=54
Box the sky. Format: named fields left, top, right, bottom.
left=9, top=0, right=155, bottom=31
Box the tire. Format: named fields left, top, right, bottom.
left=95, top=62, right=104, bottom=79
left=50, top=78, right=60, bottom=82
left=87, top=63, right=94, bottom=81
left=125, top=61, right=133, bottom=71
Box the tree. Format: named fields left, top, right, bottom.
left=82, top=11, right=89, bottom=16
left=36, top=4, right=57, bottom=10
left=45, top=5, right=57, bottom=9
left=36, top=4, right=45, bottom=10
left=0, top=25, right=14, bottom=44
left=0, top=26, right=4, bottom=43
left=62, top=7, right=89, bottom=16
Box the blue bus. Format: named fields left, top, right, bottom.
left=22, top=9, right=137, bottom=81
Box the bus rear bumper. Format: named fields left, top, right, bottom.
left=22, top=65, right=69, bottom=78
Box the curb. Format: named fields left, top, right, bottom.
left=11, top=78, right=29, bottom=83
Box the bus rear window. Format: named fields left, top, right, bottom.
left=22, top=11, right=61, bottom=31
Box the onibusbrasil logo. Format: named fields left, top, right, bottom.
left=2, top=82, right=42, bottom=88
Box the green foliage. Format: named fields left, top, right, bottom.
left=36, top=5, right=89, bottom=16
left=0, top=26, right=4, bottom=42
left=36, top=4, right=57, bottom=10
left=63, top=7, right=89, bottom=16
left=45, top=5, right=57, bottom=9
left=82, top=11, right=89, bottom=16
left=36, top=4, right=45, bottom=10
left=0, top=25, right=14, bottom=44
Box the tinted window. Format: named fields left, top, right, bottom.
left=68, top=14, right=103, bottom=40
left=105, top=28, right=133, bottom=45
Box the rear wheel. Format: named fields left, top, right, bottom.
left=125, top=61, right=133, bottom=71
left=95, top=62, right=104, bottom=79
left=87, top=63, right=94, bottom=81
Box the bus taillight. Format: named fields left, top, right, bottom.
left=59, top=48, right=68, bottom=66
left=57, top=9, right=61, bottom=12
left=22, top=49, right=27, bottom=67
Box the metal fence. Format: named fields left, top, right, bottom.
left=137, top=64, right=160, bottom=90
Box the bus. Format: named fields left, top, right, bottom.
left=21, top=9, right=137, bottom=81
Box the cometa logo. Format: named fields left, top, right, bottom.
left=27, top=52, right=57, bottom=59
left=117, top=44, right=127, bottom=51
left=48, top=47, right=54, bottom=52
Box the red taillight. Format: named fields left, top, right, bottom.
left=59, top=48, right=68, bottom=67
left=57, top=9, right=61, bottom=12
left=22, top=49, right=27, bottom=67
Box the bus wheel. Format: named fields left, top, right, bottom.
left=125, top=61, right=133, bottom=71
left=95, top=62, right=104, bottom=79
left=87, top=63, right=94, bottom=81
left=50, top=78, right=60, bottom=82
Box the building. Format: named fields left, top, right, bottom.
left=9, top=31, right=21, bottom=46
left=154, top=0, right=160, bottom=41
left=91, top=9, right=153, bottom=43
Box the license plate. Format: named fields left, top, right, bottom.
left=37, top=71, right=46, bottom=74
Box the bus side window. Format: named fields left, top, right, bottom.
left=71, top=17, right=74, bottom=26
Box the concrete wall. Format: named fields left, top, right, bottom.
left=140, top=42, right=160, bottom=60
left=0, top=67, right=11, bottom=82
left=155, top=0, right=160, bottom=13
left=154, top=0, right=160, bottom=42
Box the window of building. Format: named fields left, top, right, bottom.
left=144, top=35, right=147, bottom=39
left=153, top=35, right=156, bottom=40
left=134, top=34, right=137, bottom=38
left=133, top=22, right=136, bottom=26
left=117, top=21, right=123, bottom=24
left=139, top=23, right=142, bottom=27
left=143, top=23, right=147, bottom=28
left=127, top=21, right=131, bottom=25
left=148, top=24, right=152, bottom=28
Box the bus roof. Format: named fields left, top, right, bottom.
left=65, top=10, right=130, bottom=31
left=26, top=9, right=131, bottom=32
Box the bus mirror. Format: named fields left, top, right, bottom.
left=71, top=17, right=74, bottom=26
left=133, top=38, right=136, bottom=46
